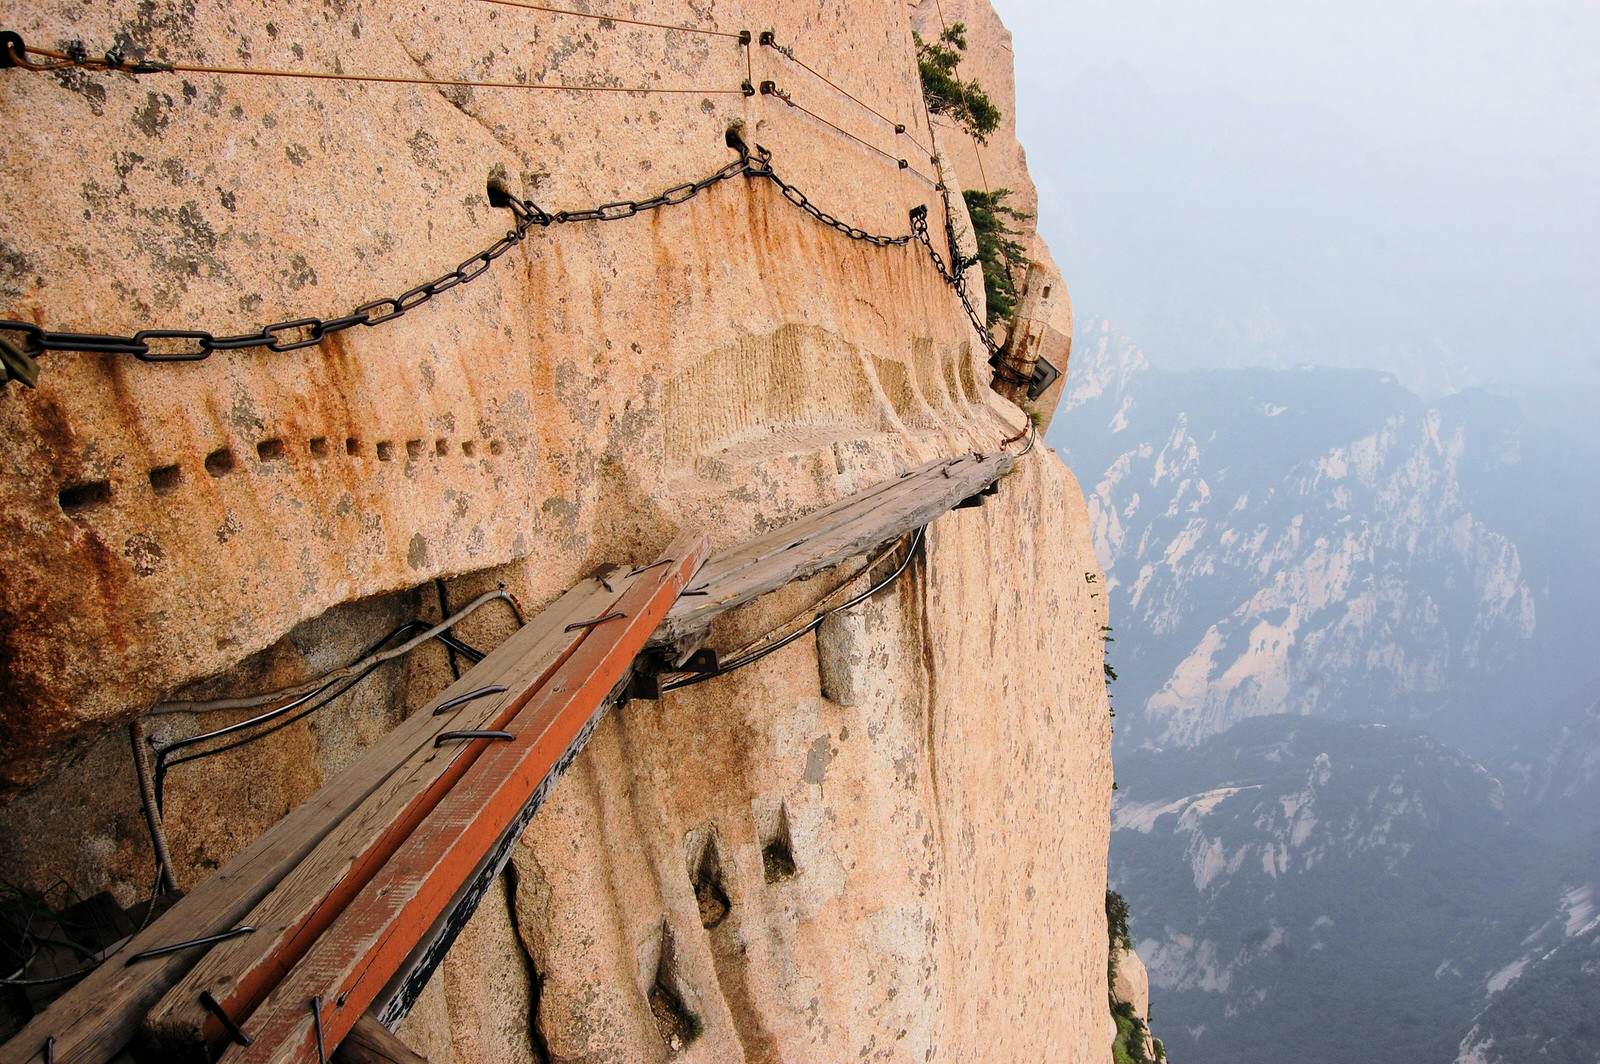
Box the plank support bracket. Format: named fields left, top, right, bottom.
left=625, top=648, right=719, bottom=701
left=1027, top=356, right=1060, bottom=400
left=563, top=611, right=626, bottom=633
left=125, top=925, right=256, bottom=966
left=432, top=685, right=508, bottom=716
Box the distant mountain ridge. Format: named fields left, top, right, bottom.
left=1055, top=323, right=1598, bottom=759
left=1053, top=324, right=1600, bottom=1063
left=1111, top=715, right=1557, bottom=1064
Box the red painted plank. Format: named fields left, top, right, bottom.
left=0, top=572, right=626, bottom=1064
left=140, top=571, right=635, bottom=1057
left=221, top=534, right=707, bottom=1063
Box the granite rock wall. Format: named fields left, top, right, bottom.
left=0, top=2, right=1112, bottom=1059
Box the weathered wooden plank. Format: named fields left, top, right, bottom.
left=368, top=657, right=614, bottom=1029
left=0, top=573, right=622, bottom=1064
left=218, top=534, right=708, bottom=1063
left=333, top=1015, right=427, bottom=1064
left=647, top=456, right=975, bottom=657
left=688, top=454, right=1004, bottom=611
left=140, top=570, right=639, bottom=1057
left=678, top=456, right=967, bottom=602
left=654, top=450, right=1011, bottom=651
left=682, top=454, right=956, bottom=589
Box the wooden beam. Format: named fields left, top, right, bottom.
left=139, top=570, right=642, bottom=1057
left=681, top=453, right=954, bottom=588
left=218, top=533, right=707, bottom=1063
left=0, top=572, right=625, bottom=1064
left=367, top=661, right=619, bottom=1029
left=653, top=450, right=1012, bottom=653
left=333, top=1015, right=427, bottom=1064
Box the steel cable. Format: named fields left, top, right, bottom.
left=0, top=35, right=746, bottom=95
left=760, top=32, right=935, bottom=160
left=760, top=81, right=937, bottom=186
left=659, top=526, right=925, bottom=692
left=472, top=0, right=747, bottom=40
left=146, top=588, right=517, bottom=716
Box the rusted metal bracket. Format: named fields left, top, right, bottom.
left=624, top=648, right=720, bottom=701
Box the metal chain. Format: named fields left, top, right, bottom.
left=909, top=205, right=1000, bottom=353
left=0, top=158, right=749, bottom=382
left=744, top=146, right=911, bottom=247
left=0, top=188, right=541, bottom=369
left=1, top=143, right=998, bottom=387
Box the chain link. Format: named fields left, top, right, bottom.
left=746, top=149, right=910, bottom=248
left=0, top=157, right=750, bottom=382
left=909, top=205, right=1000, bottom=354
left=1, top=143, right=995, bottom=387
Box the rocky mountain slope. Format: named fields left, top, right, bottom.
left=1058, top=323, right=1600, bottom=1062
left=1456, top=829, right=1600, bottom=1064
left=1497, top=681, right=1600, bottom=845
left=1111, top=716, right=1557, bottom=1064
left=1055, top=324, right=1599, bottom=756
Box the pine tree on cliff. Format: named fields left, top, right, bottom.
left=914, top=23, right=1002, bottom=142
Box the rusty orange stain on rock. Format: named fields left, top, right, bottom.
left=0, top=3, right=1103, bottom=1061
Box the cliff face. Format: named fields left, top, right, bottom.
left=0, top=3, right=1115, bottom=1062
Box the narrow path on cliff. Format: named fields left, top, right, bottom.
left=0, top=429, right=1031, bottom=1064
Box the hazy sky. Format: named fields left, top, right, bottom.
left=998, top=0, right=1600, bottom=159
left=992, top=0, right=1599, bottom=428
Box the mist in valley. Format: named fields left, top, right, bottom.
left=997, top=1, right=1600, bottom=1059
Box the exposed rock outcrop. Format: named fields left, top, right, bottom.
left=1113, top=946, right=1151, bottom=1025
left=0, top=1, right=1115, bottom=1061
left=1112, top=946, right=1158, bottom=1060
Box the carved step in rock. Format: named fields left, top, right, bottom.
left=645, top=923, right=701, bottom=1055
left=689, top=830, right=732, bottom=930
left=760, top=803, right=798, bottom=884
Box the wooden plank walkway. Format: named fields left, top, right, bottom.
left=0, top=438, right=1021, bottom=1064
left=217, top=535, right=707, bottom=1062
left=652, top=448, right=1013, bottom=656
left=139, top=562, right=659, bottom=1056
left=0, top=569, right=638, bottom=1064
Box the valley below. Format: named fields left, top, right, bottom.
left=1054, top=324, right=1600, bottom=1063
